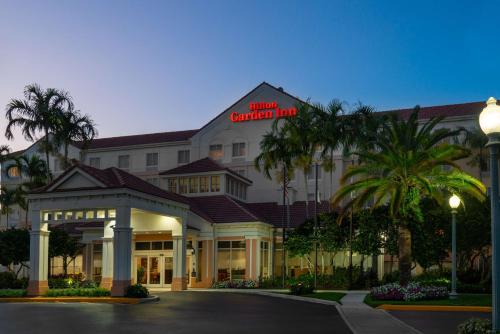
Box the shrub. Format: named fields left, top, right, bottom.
left=211, top=280, right=258, bottom=289
left=457, top=318, right=491, bottom=334
left=48, top=278, right=72, bottom=289
left=371, top=282, right=448, bottom=301
left=0, top=272, right=27, bottom=289
left=79, top=280, right=98, bottom=288
left=0, top=289, right=27, bottom=297
left=45, top=288, right=110, bottom=297
left=290, top=282, right=314, bottom=296
left=125, top=284, right=149, bottom=298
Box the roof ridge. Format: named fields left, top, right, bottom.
left=77, top=129, right=199, bottom=143
left=225, top=195, right=262, bottom=221
left=108, top=167, right=126, bottom=186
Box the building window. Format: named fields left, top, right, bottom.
left=146, top=153, right=159, bottom=170
left=89, top=157, right=101, bottom=169
left=260, top=241, right=269, bottom=278
left=209, top=144, right=223, bottom=161
left=92, top=243, right=102, bottom=282
left=178, top=150, right=190, bottom=164
left=168, top=178, right=177, bottom=193
left=232, top=142, right=246, bottom=158
left=118, top=155, right=130, bottom=170
left=307, top=165, right=322, bottom=180
left=210, top=175, right=220, bottom=192
left=200, top=176, right=209, bottom=192
left=189, top=177, right=199, bottom=193
left=6, top=166, right=21, bottom=178
left=179, top=177, right=189, bottom=194
left=217, top=240, right=246, bottom=281
left=146, top=178, right=159, bottom=186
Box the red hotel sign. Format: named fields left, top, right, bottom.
left=230, top=101, right=297, bottom=123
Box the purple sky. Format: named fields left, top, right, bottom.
left=1, top=0, right=499, bottom=151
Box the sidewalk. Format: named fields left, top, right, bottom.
left=337, top=292, right=423, bottom=334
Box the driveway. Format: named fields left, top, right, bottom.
left=0, top=292, right=352, bottom=334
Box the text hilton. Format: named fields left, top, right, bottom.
left=230, top=101, right=297, bottom=123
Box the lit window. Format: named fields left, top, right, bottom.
left=168, top=178, right=177, bottom=193
left=199, top=176, right=209, bottom=193
left=177, top=150, right=190, bottom=164
left=189, top=177, right=198, bottom=193
left=65, top=212, right=73, bottom=220
left=210, top=176, right=220, bottom=192
left=96, top=210, right=106, bottom=219
left=86, top=211, right=95, bottom=219
left=146, top=153, right=158, bottom=170
left=6, top=166, right=21, bottom=178
left=75, top=211, right=84, bottom=219
left=118, top=155, right=130, bottom=169
left=108, top=209, right=116, bottom=218
left=209, top=144, right=223, bottom=161
left=179, top=177, right=189, bottom=194
left=217, top=240, right=246, bottom=281
left=232, top=142, right=246, bottom=158
left=89, top=157, right=101, bottom=168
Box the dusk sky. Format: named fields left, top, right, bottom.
left=1, top=0, right=498, bottom=151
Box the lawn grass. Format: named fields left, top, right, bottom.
left=0, top=289, right=27, bottom=297
left=364, top=293, right=491, bottom=307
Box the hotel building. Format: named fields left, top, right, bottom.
left=0, top=82, right=489, bottom=296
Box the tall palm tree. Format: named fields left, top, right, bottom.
left=53, top=108, right=97, bottom=170
left=313, top=100, right=345, bottom=207
left=5, top=84, right=73, bottom=179
left=463, top=127, right=489, bottom=183
left=0, top=145, right=11, bottom=161
left=14, top=155, right=49, bottom=227
left=332, top=108, right=486, bottom=285
left=0, top=188, right=18, bottom=229
left=278, top=101, right=317, bottom=217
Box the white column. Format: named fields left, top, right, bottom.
left=83, top=243, right=93, bottom=280
left=111, top=206, right=132, bottom=296
left=172, top=216, right=187, bottom=291
left=101, top=238, right=113, bottom=289
left=27, top=210, right=49, bottom=296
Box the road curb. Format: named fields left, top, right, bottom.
left=376, top=304, right=492, bottom=313
left=0, top=295, right=160, bottom=304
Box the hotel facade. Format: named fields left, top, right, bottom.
left=0, top=82, right=488, bottom=296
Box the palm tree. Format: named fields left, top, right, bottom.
left=0, top=188, right=18, bottom=229
left=5, top=84, right=73, bottom=179
left=332, top=108, right=486, bottom=285
left=53, top=108, right=97, bottom=170
left=14, top=155, right=48, bottom=227
left=312, top=100, right=345, bottom=208
left=278, top=101, right=317, bottom=217
left=0, top=145, right=11, bottom=161
left=463, top=127, right=489, bottom=183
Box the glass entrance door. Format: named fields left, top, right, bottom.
left=149, top=257, right=161, bottom=286
left=164, top=256, right=173, bottom=285
left=135, top=254, right=173, bottom=287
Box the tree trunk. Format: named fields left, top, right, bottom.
left=44, top=129, right=51, bottom=180
left=398, top=225, right=412, bottom=286
left=6, top=211, right=9, bottom=229
left=63, top=257, right=68, bottom=277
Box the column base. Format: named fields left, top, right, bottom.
left=100, top=277, right=113, bottom=290
left=171, top=277, right=188, bottom=291
left=111, top=280, right=131, bottom=297
left=27, top=280, right=49, bottom=296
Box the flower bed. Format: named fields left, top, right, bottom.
left=371, top=282, right=448, bottom=301
left=211, top=280, right=258, bottom=289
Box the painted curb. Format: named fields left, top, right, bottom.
left=377, top=304, right=492, bottom=313
left=0, top=295, right=160, bottom=304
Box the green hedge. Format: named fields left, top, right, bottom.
left=0, top=289, right=27, bottom=297
left=44, top=288, right=110, bottom=297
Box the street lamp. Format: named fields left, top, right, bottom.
left=479, top=97, right=500, bottom=332
left=449, top=194, right=461, bottom=299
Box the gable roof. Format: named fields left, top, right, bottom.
left=74, top=129, right=199, bottom=150
left=159, top=157, right=252, bottom=183
left=35, top=163, right=190, bottom=206
left=189, top=195, right=263, bottom=223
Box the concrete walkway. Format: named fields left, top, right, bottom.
left=337, top=292, right=424, bottom=334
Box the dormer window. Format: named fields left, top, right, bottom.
left=232, top=142, right=246, bottom=158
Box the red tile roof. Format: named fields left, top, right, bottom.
left=74, top=129, right=198, bottom=150
left=382, top=101, right=490, bottom=120
left=159, top=157, right=252, bottom=183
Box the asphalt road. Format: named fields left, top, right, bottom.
left=0, top=292, right=352, bottom=334
left=390, top=310, right=491, bottom=334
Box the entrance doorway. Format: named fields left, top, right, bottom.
left=135, top=253, right=173, bottom=287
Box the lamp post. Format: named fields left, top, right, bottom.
left=449, top=194, right=461, bottom=299
left=479, top=97, right=500, bottom=332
